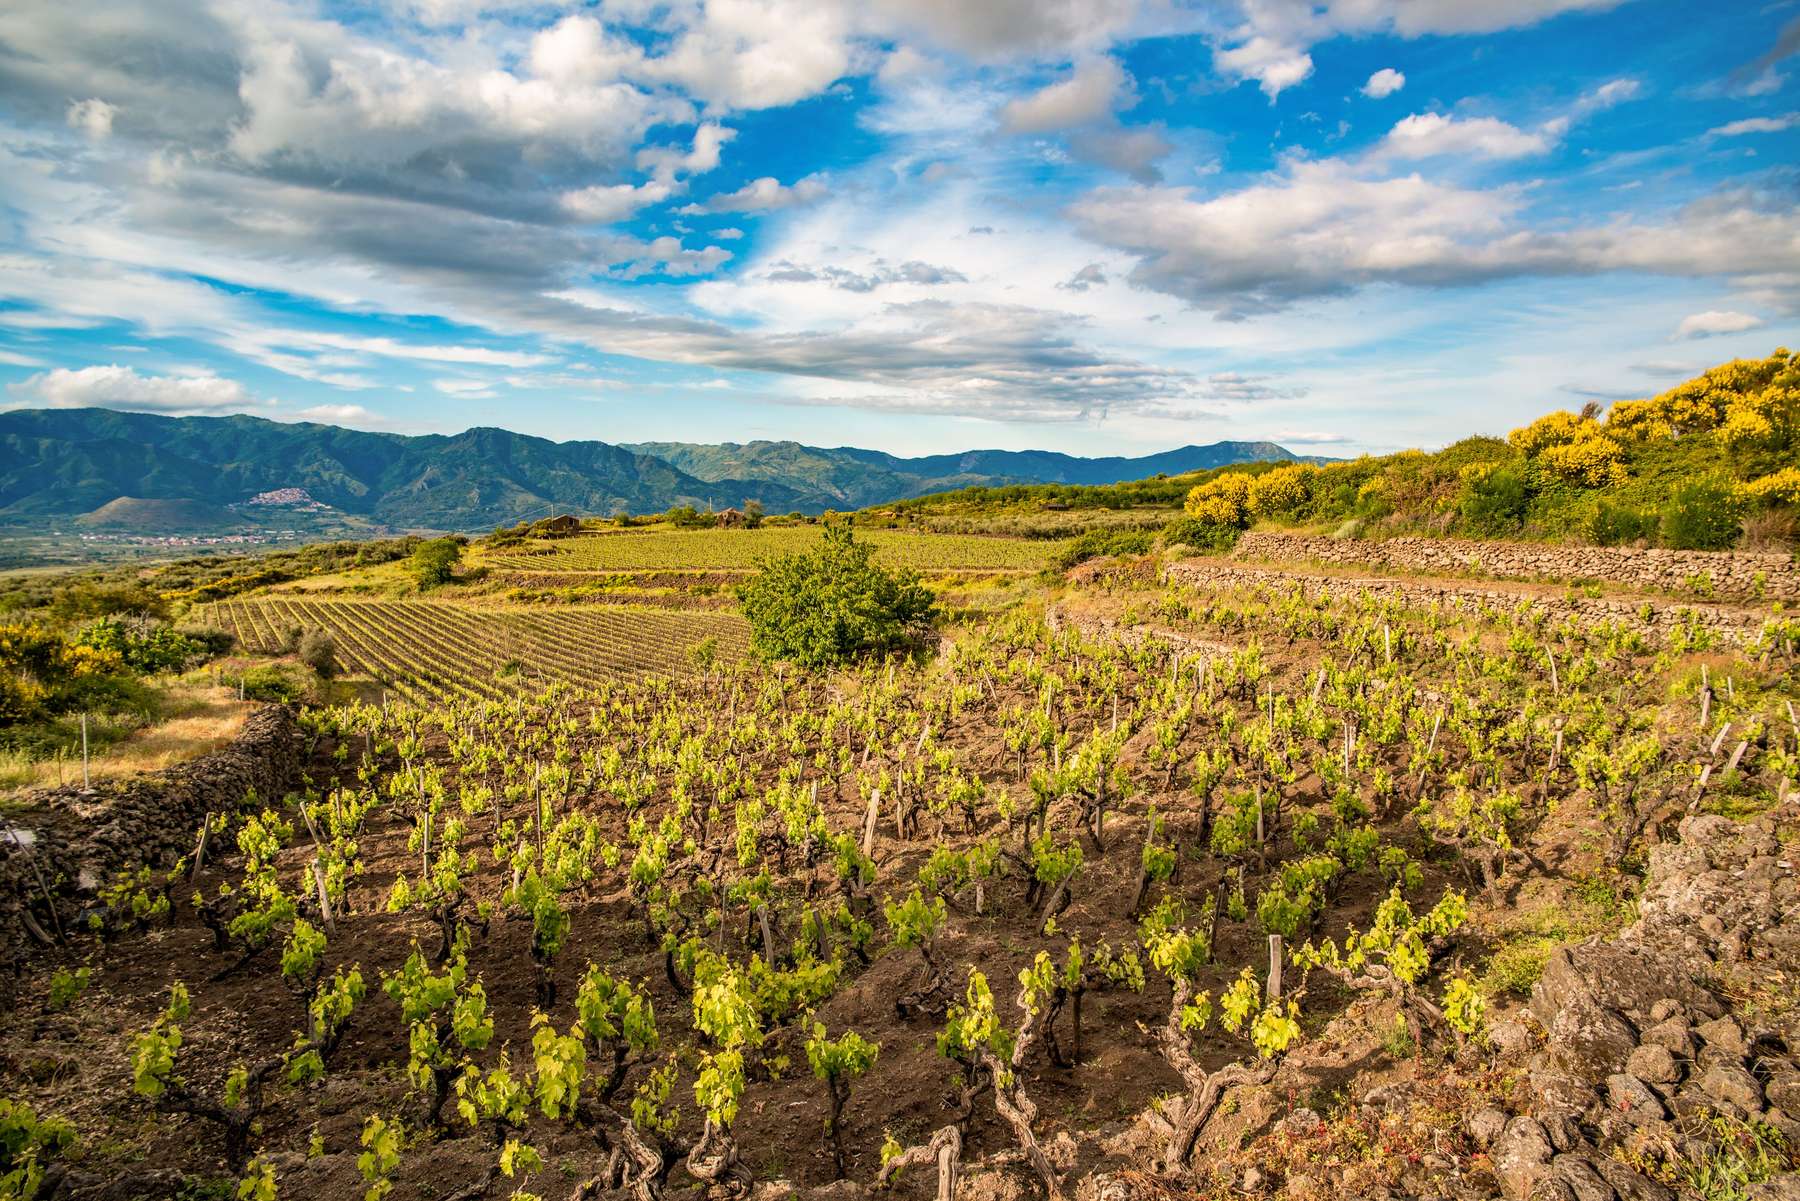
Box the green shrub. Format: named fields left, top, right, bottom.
left=407, top=538, right=464, bottom=589
left=1455, top=464, right=1531, bottom=537
left=1054, top=529, right=1154, bottom=570
left=295, top=628, right=338, bottom=679
left=241, top=665, right=309, bottom=704
left=736, top=524, right=936, bottom=667
left=1161, top=517, right=1240, bottom=553
left=1661, top=478, right=1742, bottom=550
left=1585, top=499, right=1657, bottom=546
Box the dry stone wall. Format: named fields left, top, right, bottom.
left=0, top=704, right=302, bottom=977
left=1165, top=560, right=1769, bottom=643
left=1231, top=532, right=1800, bottom=603
left=1476, top=812, right=1800, bottom=1201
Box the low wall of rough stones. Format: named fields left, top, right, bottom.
left=1166, top=560, right=1767, bottom=642
left=0, top=705, right=302, bottom=977
left=1230, top=532, right=1800, bottom=602
left=1475, top=812, right=1799, bottom=1201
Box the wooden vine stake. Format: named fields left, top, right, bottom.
left=1267, top=935, right=1283, bottom=1002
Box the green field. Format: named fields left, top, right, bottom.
left=204, top=596, right=747, bottom=702
left=480, top=527, right=1053, bottom=573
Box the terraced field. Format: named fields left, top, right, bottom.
left=203, top=596, right=746, bottom=702
left=480, top=527, right=1053, bottom=573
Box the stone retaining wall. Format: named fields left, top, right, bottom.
left=1477, top=812, right=1799, bottom=1201
left=1166, top=560, right=1769, bottom=642
left=0, top=705, right=302, bottom=977
left=1231, top=532, right=1800, bottom=602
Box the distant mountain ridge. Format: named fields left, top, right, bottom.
left=0, top=408, right=1319, bottom=532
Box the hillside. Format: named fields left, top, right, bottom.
left=0, top=409, right=1309, bottom=536
left=626, top=439, right=1315, bottom=508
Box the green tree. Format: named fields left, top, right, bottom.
left=735, top=524, right=936, bottom=667
left=408, top=539, right=463, bottom=589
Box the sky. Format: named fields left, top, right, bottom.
left=0, top=0, right=1797, bottom=459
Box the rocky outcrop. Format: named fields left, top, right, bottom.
left=0, top=705, right=302, bottom=978
left=1231, top=533, right=1800, bottom=603
left=1482, top=813, right=1799, bottom=1200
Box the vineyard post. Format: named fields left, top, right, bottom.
left=80, top=712, right=90, bottom=790
left=1788, top=700, right=1799, bottom=746
left=1699, top=665, right=1710, bottom=729
left=312, top=861, right=337, bottom=936
left=861, top=788, right=880, bottom=858
left=1267, top=935, right=1282, bottom=1002
left=191, top=814, right=213, bottom=882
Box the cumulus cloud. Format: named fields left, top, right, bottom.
left=288, top=403, right=389, bottom=427
left=864, top=0, right=1139, bottom=59
left=682, top=175, right=828, bottom=214
left=1275, top=429, right=1353, bottom=445
left=1215, top=36, right=1313, bottom=99
left=1058, top=263, right=1108, bottom=291
left=559, top=181, right=674, bottom=222
left=1069, top=161, right=1800, bottom=318
left=65, top=97, right=115, bottom=137
left=1377, top=112, right=1551, bottom=160
left=1212, top=0, right=1626, bottom=99
left=1671, top=310, right=1764, bottom=340
left=1000, top=58, right=1127, bottom=133
left=7, top=364, right=255, bottom=413
left=1361, top=68, right=1405, bottom=98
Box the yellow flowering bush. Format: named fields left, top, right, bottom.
left=1183, top=472, right=1253, bottom=528
left=1743, top=467, right=1800, bottom=507
left=1537, top=432, right=1628, bottom=487
left=1507, top=409, right=1595, bottom=457
left=1246, top=464, right=1317, bottom=519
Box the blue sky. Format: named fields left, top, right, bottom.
left=0, top=0, right=1796, bottom=458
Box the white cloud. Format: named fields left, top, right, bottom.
left=1275, top=429, right=1353, bottom=445
left=1378, top=112, right=1551, bottom=160
left=432, top=377, right=497, bottom=399
left=7, top=364, right=255, bottom=413
left=1361, top=68, right=1405, bottom=99
left=863, top=0, right=1140, bottom=59
left=682, top=175, right=828, bottom=214
left=1215, top=36, right=1313, bottom=99
left=1214, top=0, right=1627, bottom=102
left=999, top=58, right=1127, bottom=133
left=289, top=403, right=385, bottom=427
left=559, top=181, right=674, bottom=222
left=1069, top=161, right=1800, bottom=317
left=1707, top=113, right=1800, bottom=137
left=1671, top=310, right=1763, bottom=340
left=65, top=97, right=115, bottom=138
left=1574, top=77, right=1640, bottom=114
left=0, top=349, right=47, bottom=367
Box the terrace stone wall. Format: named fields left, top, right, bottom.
left=0, top=704, right=302, bottom=979
left=1230, top=532, right=1800, bottom=602
left=1165, top=560, right=1768, bottom=642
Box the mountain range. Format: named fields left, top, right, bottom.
left=0, top=408, right=1317, bottom=532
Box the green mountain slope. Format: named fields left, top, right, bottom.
left=0, top=408, right=1314, bottom=532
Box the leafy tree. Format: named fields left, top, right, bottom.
left=736, top=524, right=936, bottom=667
left=408, top=538, right=464, bottom=589
left=296, top=627, right=338, bottom=679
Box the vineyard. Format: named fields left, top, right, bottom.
left=4, top=564, right=1799, bottom=1201
left=479, top=528, right=1054, bottom=574
left=203, top=597, right=747, bottom=701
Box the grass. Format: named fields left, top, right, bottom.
left=477, top=527, right=1055, bottom=574
left=0, top=682, right=253, bottom=802
left=1478, top=875, right=1638, bottom=998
